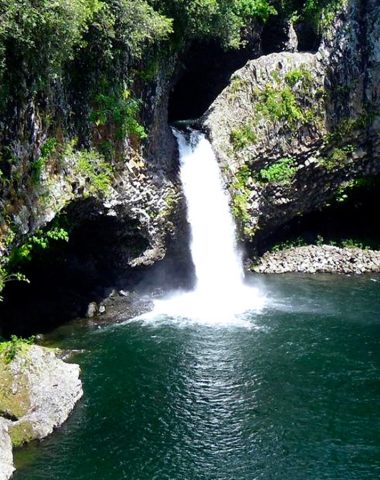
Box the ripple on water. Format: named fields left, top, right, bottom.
left=13, top=274, right=380, bottom=480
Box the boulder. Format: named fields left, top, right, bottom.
left=0, top=344, right=83, bottom=476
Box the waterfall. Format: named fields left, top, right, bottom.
left=174, top=129, right=243, bottom=296
left=147, top=129, right=265, bottom=326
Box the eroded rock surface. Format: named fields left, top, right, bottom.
left=0, top=344, right=83, bottom=477
left=252, top=245, right=380, bottom=274
left=203, top=0, right=380, bottom=246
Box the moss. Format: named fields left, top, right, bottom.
left=228, top=76, right=248, bottom=98
left=158, top=189, right=178, bottom=219
left=0, top=357, right=31, bottom=419
left=320, top=145, right=354, bottom=170
left=326, top=114, right=373, bottom=145
left=257, top=157, right=297, bottom=184
left=230, top=124, right=257, bottom=151
left=231, top=165, right=255, bottom=236
left=8, top=420, right=35, bottom=448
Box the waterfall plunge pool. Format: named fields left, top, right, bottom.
left=13, top=273, right=380, bottom=480
left=13, top=132, right=380, bottom=478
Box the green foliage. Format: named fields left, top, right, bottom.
left=0, top=0, right=172, bottom=115
left=315, top=235, right=375, bottom=250
left=256, top=84, right=305, bottom=126
left=270, top=235, right=373, bottom=254
left=0, top=335, right=35, bottom=364
left=257, top=157, right=297, bottom=184
left=74, top=149, right=113, bottom=195
left=0, top=0, right=103, bottom=84
left=284, top=67, right=313, bottom=88
left=0, top=261, right=29, bottom=302
left=302, top=0, right=347, bottom=33
left=321, top=144, right=354, bottom=171
left=157, top=189, right=178, bottom=219
left=334, top=180, right=356, bottom=203
left=8, top=226, right=69, bottom=268
left=230, top=124, right=257, bottom=150
left=271, top=237, right=307, bottom=252
left=31, top=138, right=58, bottom=184
left=90, top=86, right=147, bottom=140
left=85, top=0, right=172, bottom=66
left=1, top=0, right=277, bottom=99
left=231, top=164, right=254, bottom=235
left=253, top=65, right=320, bottom=130
left=283, top=0, right=347, bottom=37
left=109, top=0, right=173, bottom=58
left=229, top=76, right=248, bottom=95
left=233, top=164, right=252, bottom=188
left=326, top=114, right=372, bottom=145
left=149, top=0, right=277, bottom=49
left=232, top=193, right=251, bottom=231
left=340, top=238, right=369, bottom=250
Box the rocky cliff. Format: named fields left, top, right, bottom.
left=1, top=0, right=380, bottom=322
left=203, top=0, right=380, bottom=252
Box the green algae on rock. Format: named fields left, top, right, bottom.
left=0, top=344, right=83, bottom=479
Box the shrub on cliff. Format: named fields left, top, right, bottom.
left=0, top=1, right=173, bottom=95
left=0, top=0, right=103, bottom=86
left=149, top=0, right=277, bottom=48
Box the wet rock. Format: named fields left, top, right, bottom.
left=119, top=290, right=130, bottom=298
left=86, top=302, right=98, bottom=318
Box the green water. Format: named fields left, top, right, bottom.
left=14, top=275, right=380, bottom=479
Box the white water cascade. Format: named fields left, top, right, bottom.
left=176, top=129, right=244, bottom=295
left=148, top=129, right=265, bottom=325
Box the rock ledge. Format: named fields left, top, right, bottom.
left=252, top=245, right=380, bottom=274
left=0, top=345, right=83, bottom=480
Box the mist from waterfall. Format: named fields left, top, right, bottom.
left=147, top=129, right=265, bottom=326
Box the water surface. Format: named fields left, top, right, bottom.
left=14, top=274, right=380, bottom=480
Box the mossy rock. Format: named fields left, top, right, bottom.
left=0, top=359, right=30, bottom=419
left=8, top=420, right=35, bottom=448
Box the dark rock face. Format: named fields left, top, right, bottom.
left=168, top=36, right=262, bottom=123
left=203, top=0, right=380, bottom=253
left=0, top=49, right=187, bottom=333
left=261, top=18, right=300, bottom=54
